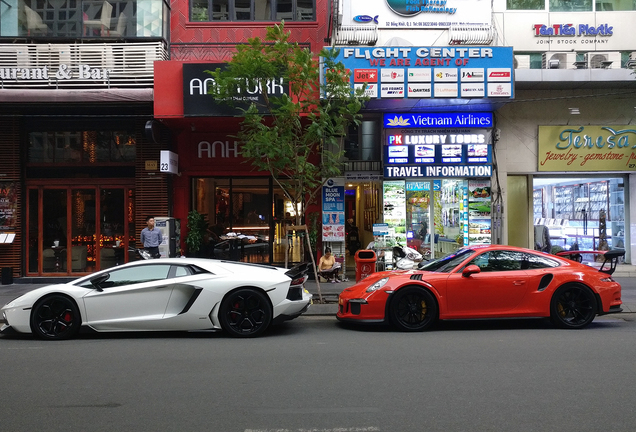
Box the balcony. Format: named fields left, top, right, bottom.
left=0, top=41, right=168, bottom=88
left=0, top=0, right=168, bottom=40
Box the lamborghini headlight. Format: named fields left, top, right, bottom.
left=366, top=277, right=389, bottom=292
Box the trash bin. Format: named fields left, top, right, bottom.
left=1, top=267, right=13, bottom=285
left=354, top=249, right=377, bottom=283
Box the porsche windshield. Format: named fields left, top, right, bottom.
left=419, top=248, right=476, bottom=273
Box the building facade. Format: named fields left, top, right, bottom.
left=330, top=0, right=636, bottom=265
left=154, top=0, right=329, bottom=264
left=0, top=0, right=170, bottom=278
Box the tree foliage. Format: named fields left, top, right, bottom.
left=206, top=22, right=367, bottom=224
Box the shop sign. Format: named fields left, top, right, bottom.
left=322, top=47, right=513, bottom=100
left=160, top=151, right=179, bottom=175
left=533, top=23, right=613, bottom=37
left=322, top=178, right=345, bottom=242
left=345, top=171, right=383, bottom=181
left=183, top=63, right=289, bottom=117
left=0, top=182, right=18, bottom=231
left=385, top=164, right=492, bottom=178
left=0, top=64, right=110, bottom=81
left=344, top=0, right=492, bottom=28
left=538, top=126, right=636, bottom=172
left=384, top=112, right=493, bottom=128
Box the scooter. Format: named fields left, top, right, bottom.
left=391, top=243, right=423, bottom=270
left=128, top=246, right=153, bottom=260
left=366, top=241, right=423, bottom=270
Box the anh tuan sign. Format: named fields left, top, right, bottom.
left=538, top=126, right=636, bottom=172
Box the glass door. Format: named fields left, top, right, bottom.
left=27, top=184, right=134, bottom=276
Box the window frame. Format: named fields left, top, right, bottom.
left=189, top=0, right=315, bottom=22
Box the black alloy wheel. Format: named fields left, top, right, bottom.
left=389, top=287, right=438, bottom=332
left=30, top=295, right=81, bottom=340
left=550, top=284, right=597, bottom=329
left=219, top=289, right=272, bottom=338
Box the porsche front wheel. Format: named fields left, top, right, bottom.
left=550, top=284, right=597, bottom=329
left=30, top=295, right=81, bottom=340
left=220, top=289, right=272, bottom=338
left=389, top=287, right=438, bottom=332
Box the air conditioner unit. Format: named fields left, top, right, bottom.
left=588, top=52, right=621, bottom=69
left=0, top=45, right=29, bottom=68
left=120, top=46, right=155, bottom=75
left=627, top=51, right=636, bottom=69
left=542, top=52, right=576, bottom=69
left=33, top=44, right=72, bottom=68
left=514, top=55, right=530, bottom=69
left=77, top=45, right=114, bottom=70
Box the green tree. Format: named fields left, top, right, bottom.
left=206, top=22, right=367, bottom=226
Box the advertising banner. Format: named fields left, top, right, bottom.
left=340, top=0, right=491, bottom=28
left=322, top=178, right=345, bottom=242
left=324, top=47, right=514, bottom=101
left=0, top=182, right=18, bottom=231
left=538, top=126, right=636, bottom=172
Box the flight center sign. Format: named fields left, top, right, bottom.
left=325, top=46, right=514, bottom=100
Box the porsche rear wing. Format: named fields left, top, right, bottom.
left=556, top=249, right=625, bottom=276
left=598, top=249, right=625, bottom=276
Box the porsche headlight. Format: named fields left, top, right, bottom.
left=366, top=277, right=389, bottom=292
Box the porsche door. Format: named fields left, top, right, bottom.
left=82, top=264, right=174, bottom=330
left=446, top=250, right=529, bottom=317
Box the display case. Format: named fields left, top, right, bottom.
left=553, top=185, right=574, bottom=220
left=533, top=188, right=544, bottom=220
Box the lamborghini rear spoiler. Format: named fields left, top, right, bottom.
left=284, top=262, right=310, bottom=281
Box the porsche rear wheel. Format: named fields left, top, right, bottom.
left=220, top=289, right=272, bottom=338
left=550, top=284, right=597, bottom=329
left=30, top=295, right=81, bottom=340
left=389, top=287, right=437, bottom=332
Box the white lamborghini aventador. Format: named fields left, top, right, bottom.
left=0, top=259, right=312, bottom=339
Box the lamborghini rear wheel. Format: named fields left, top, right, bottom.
left=219, top=289, right=272, bottom=338
left=550, top=284, right=597, bottom=329
left=389, top=287, right=438, bottom=332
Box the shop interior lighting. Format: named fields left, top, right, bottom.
left=569, top=108, right=580, bottom=115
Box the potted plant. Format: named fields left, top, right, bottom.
left=185, top=210, right=209, bottom=257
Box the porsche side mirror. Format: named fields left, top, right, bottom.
left=462, top=265, right=481, bottom=277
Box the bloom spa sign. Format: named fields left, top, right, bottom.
left=538, top=126, right=636, bottom=172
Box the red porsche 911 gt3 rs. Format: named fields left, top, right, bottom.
left=337, top=245, right=624, bottom=331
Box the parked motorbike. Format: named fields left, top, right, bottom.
left=366, top=241, right=423, bottom=270
left=128, top=247, right=153, bottom=260
left=391, top=243, right=423, bottom=270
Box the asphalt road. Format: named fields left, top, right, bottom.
left=1, top=313, right=635, bottom=432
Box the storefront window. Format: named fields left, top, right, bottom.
left=28, top=131, right=136, bottom=164
left=595, top=0, right=635, bottom=10
left=194, top=177, right=278, bottom=263
left=507, top=0, right=545, bottom=9
left=533, top=177, right=625, bottom=252
left=549, top=0, right=592, bottom=11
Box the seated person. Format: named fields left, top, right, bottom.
left=318, top=247, right=341, bottom=283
